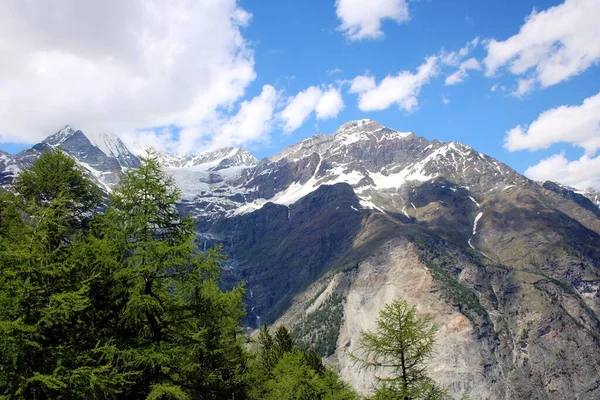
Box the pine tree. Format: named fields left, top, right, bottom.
left=351, top=299, right=447, bottom=400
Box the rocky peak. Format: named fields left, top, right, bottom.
left=580, top=187, right=600, bottom=208
left=334, top=119, right=383, bottom=135
left=43, top=125, right=77, bottom=147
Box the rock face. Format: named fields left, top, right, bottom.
left=199, top=120, right=600, bottom=399
left=2, top=119, right=600, bottom=399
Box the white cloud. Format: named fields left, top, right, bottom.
left=505, top=92, right=600, bottom=154
left=485, top=0, right=600, bottom=90
left=327, top=68, right=344, bottom=76
left=440, top=38, right=480, bottom=67
left=525, top=153, right=600, bottom=190
left=510, top=77, right=536, bottom=98
left=444, top=57, right=481, bottom=85
left=349, top=56, right=437, bottom=111
left=349, top=75, right=377, bottom=93
left=335, top=0, right=409, bottom=40
left=441, top=96, right=450, bottom=105
left=279, top=86, right=345, bottom=132
left=0, top=0, right=258, bottom=152
left=210, top=85, right=279, bottom=150
left=316, top=88, right=345, bottom=119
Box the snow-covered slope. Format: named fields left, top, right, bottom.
left=157, top=147, right=257, bottom=169
left=226, top=119, right=524, bottom=218
left=89, top=132, right=140, bottom=168
left=161, top=147, right=258, bottom=221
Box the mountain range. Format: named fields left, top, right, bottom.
left=2, top=120, right=600, bottom=399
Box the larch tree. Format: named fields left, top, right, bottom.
left=351, top=299, right=447, bottom=400
left=99, top=150, right=247, bottom=399
left=0, top=150, right=128, bottom=399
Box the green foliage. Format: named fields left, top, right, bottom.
left=95, top=150, right=248, bottom=399
left=249, top=325, right=360, bottom=400
left=351, top=299, right=447, bottom=400
left=425, top=262, right=486, bottom=322
left=264, top=352, right=358, bottom=400
left=292, top=293, right=345, bottom=357
left=0, top=149, right=356, bottom=399
left=0, top=150, right=110, bottom=399
left=0, top=150, right=248, bottom=399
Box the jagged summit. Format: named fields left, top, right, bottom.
left=269, top=119, right=412, bottom=163
left=43, top=125, right=77, bottom=147
left=335, top=118, right=383, bottom=133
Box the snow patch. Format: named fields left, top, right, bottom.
left=472, top=212, right=483, bottom=235
left=468, top=196, right=480, bottom=208
left=401, top=205, right=410, bottom=219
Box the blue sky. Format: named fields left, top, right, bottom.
left=1, top=0, right=599, bottom=189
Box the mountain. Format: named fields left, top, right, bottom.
left=1, top=120, right=600, bottom=399
left=194, top=120, right=600, bottom=399
left=0, top=126, right=141, bottom=191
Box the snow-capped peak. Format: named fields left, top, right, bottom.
left=335, top=119, right=383, bottom=133
left=44, top=125, right=77, bottom=147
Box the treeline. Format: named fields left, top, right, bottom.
left=0, top=150, right=357, bottom=399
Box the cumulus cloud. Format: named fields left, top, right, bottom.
left=525, top=153, right=600, bottom=190
left=349, top=75, right=377, bottom=93
left=315, top=88, right=345, bottom=119
left=0, top=0, right=259, bottom=152
left=444, top=58, right=481, bottom=85
left=335, top=0, right=410, bottom=40
left=349, top=56, right=437, bottom=111
left=485, top=0, right=600, bottom=91
left=210, top=85, right=279, bottom=149
left=279, top=86, right=344, bottom=132
left=505, top=92, right=600, bottom=154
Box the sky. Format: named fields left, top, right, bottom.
left=0, top=0, right=599, bottom=190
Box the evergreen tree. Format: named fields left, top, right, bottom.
left=274, top=326, right=295, bottom=355
left=0, top=150, right=248, bottom=399
left=351, top=299, right=447, bottom=400
left=0, top=150, right=127, bottom=399
left=249, top=324, right=359, bottom=400
left=99, top=150, right=247, bottom=399
left=264, top=352, right=359, bottom=400
left=256, top=324, right=278, bottom=375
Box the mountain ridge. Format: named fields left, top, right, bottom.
left=2, top=120, right=600, bottom=398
